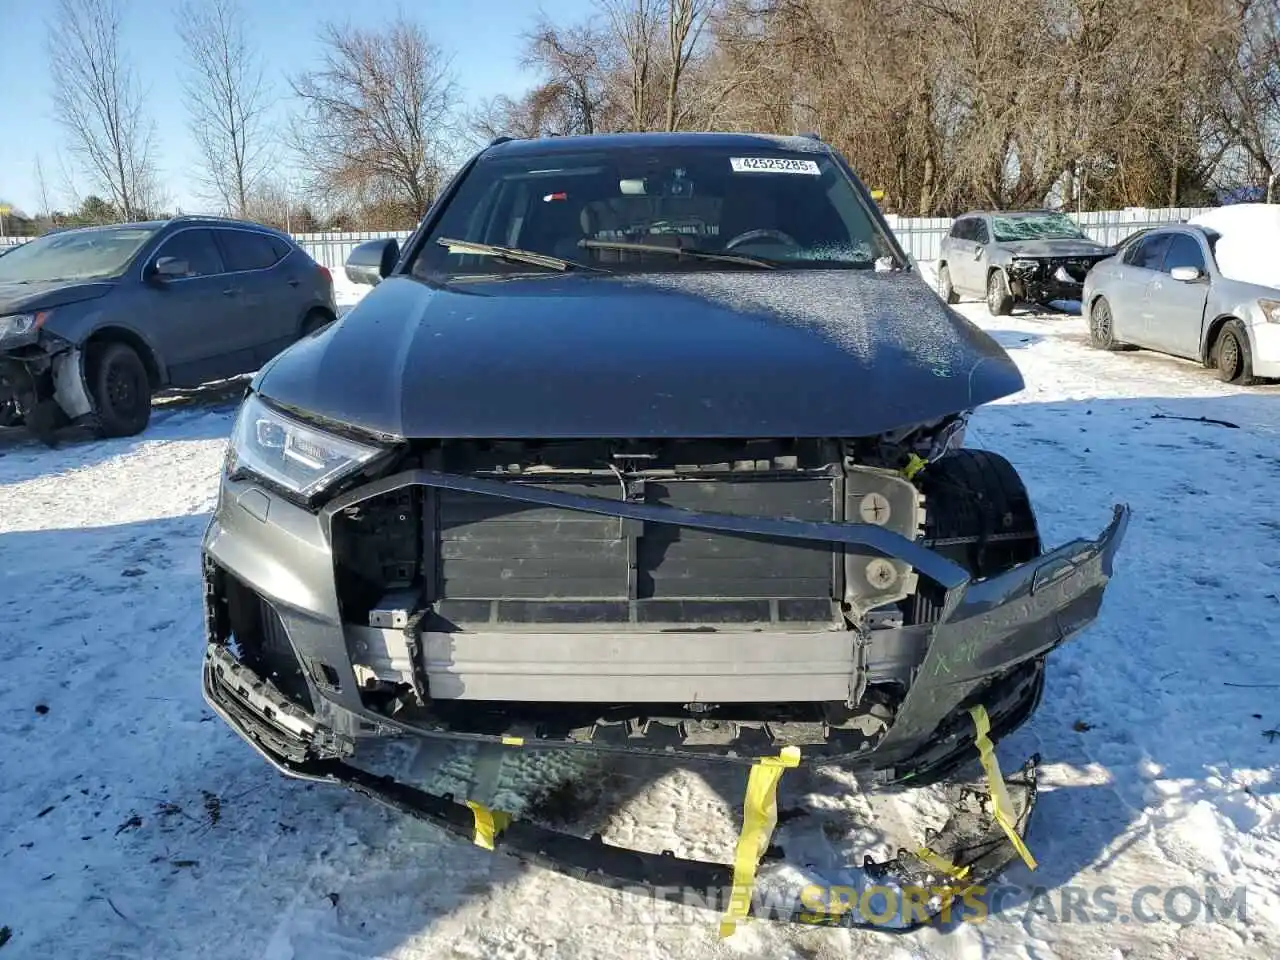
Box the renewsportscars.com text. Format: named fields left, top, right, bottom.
left=600, top=882, right=1249, bottom=927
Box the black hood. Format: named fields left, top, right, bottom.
left=255, top=269, right=1023, bottom=439
left=996, top=238, right=1112, bottom=258
left=0, top=279, right=115, bottom=315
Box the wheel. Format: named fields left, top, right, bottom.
left=902, top=448, right=1042, bottom=626
left=986, top=269, right=1013, bottom=316
left=1088, top=296, right=1124, bottom=350
left=937, top=264, right=960, bottom=304
left=89, top=342, right=152, bottom=437
left=300, top=309, right=334, bottom=338
left=1213, top=319, right=1257, bottom=385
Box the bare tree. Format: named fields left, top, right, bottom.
left=663, top=0, right=714, bottom=130
left=289, top=18, right=460, bottom=218
left=599, top=0, right=663, bottom=129
left=522, top=16, right=613, bottom=135
left=177, top=0, right=272, bottom=217
left=480, top=0, right=1280, bottom=212
left=33, top=157, right=56, bottom=224
left=47, top=0, right=157, bottom=220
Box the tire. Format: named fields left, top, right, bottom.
left=1213, top=319, right=1257, bottom=385
left=986, top=269, right=1014, bottom=316
left=1088, top=296, right=1124, bottom=350
left=89, top=341, right=152, bottom=437
left=937, top=264, right=960, bottom=304
left=902, top=448, right=1042, bottom=627
left=300, top=309, right=334, bottom=338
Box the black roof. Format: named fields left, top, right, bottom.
left=482, top=130, right=833, bottom=158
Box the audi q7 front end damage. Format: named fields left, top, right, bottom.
left=202, top=131, right=1129, bottom=933
left=203, top=394, right=1128, bottom=929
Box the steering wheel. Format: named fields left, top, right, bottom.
left=724, top=228, right=800, bottom=251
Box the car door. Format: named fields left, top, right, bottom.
left=941, top=219, right=965, bottom=288
left=950, top=218, right=983, bottom=292
left=968, top=218, right=993, bottom=292
left=1116, top=231, right=1173, bottom=347
left=212, top=228, right=299, bottom=370
left=135, top=227, right=237, bottom=388
left=1142, top=232, right=1211, bottom=358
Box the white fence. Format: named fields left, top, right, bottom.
left=292, top=230, right=413, bottom=270
left=287, top=207, right=1217, bottom=266
left=0, top=206, right=1214, bottom=265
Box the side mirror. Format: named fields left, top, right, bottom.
left=1170, top=265, right=1204, bottom=282
left=345, top=238, right=400, bottom=286
left=151, top=256, right=188, bottom=280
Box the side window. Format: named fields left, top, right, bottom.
left=972, top=219, right=990, bottom=244
left=1161, top=234, right=1206, bottom=274
left=1133, top=233, right=1172, bottom=271
left=217, top=230, right=284, bottom=272
left=153, top=229, right=223, bottom=277
left=267, top=235, right=293, bottom=262
left=949, top=219, right=970, bottom=240
left=1121, top=234, right=1147, bottom=265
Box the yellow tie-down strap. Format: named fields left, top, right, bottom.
left=968, top=705, right=1037, bottom=871
left=719, top=746, right=802, bottom=938
left=914, top=845, right=970, bottom=880
left=465, top=799, right=512, bottom=851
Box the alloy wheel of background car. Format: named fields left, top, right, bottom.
left=1089, top=297, right=1118, bottom=350
left=938, top=265, right=959, bottom=304
left=986, top=270, right=1013, bottom=316
left=90, top=342, right=152, bottom=438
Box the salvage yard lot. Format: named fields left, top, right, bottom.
left=2, top=278, right=1279, bottom=960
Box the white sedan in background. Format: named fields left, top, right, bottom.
left=1080, top=203, right=1280, bottom=384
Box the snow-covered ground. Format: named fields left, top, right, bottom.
left=3, top=267, right=1279, bottom=960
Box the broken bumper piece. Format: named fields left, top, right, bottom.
left=202, top=494, right=1130, bottom=779
left=203, top=642, right=1040, bottom=930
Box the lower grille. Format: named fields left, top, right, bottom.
left=216, top=567, right=314, bottom=709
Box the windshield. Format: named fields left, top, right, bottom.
left=990, top=213, right=1088, bottom=243
left=411, top=145, right=897, bottom=276
left=0, top=226, right=158, bottom=283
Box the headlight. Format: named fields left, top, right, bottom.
left=0, top=311, right=50, bottom=343
left=228, top=393, right=384, bottom=497
left=1258, top=299, right=1280, bottom=324
left=1009, top=259, right=1040, bottom=275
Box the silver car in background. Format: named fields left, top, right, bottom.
left=937, top=210, right=1113, bottom=315
left=1081, top=203, right=1280, bottom=384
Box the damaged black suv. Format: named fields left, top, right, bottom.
left=202, top=131, right=1128, bottom=927
left=0, top=217, right=335, bottom=440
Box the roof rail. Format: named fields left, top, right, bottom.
left=798, top=131, right=823, bottom=141
left=488, top=136, right=514, bottom=147
left=167, top=213, right=248, bottom=224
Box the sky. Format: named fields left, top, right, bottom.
left=0, top=0, right=599, bottom=216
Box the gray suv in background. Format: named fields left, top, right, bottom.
left=937, top=210, right=1113, bottom=316
left=0, top=216, right=336, bottom=441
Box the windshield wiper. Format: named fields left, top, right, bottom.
left=578, top=239, right=777, bottom=269
left=436, top=237, right=606, bottom=273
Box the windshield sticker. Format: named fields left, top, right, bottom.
left=730, top=157, right=820, bottom=175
